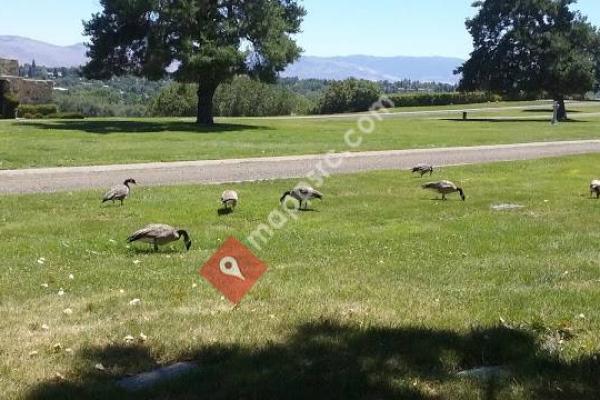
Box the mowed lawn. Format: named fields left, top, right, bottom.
left=2, top=101, right=600, bottom=169
left=1, top=155, right=599, bottom=399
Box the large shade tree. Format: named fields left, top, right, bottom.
left=83, top=0, right=305, bottom=125
left=457, top=0, right=600, bottom=120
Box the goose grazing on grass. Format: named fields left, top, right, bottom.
left=221, top=190, right=239, bottom=210
left=127, top=224, right=191, bottom=251
left=422, top=180, right=466, bottom=201
left=280, top=186, right=323, bottom=210
left=102, top=178, right=137, bottom=206
left=590, top=180, right=600, bottom=198
left=412, top=163, right=434, bottom=177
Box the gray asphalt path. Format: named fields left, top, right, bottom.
left=231, top=100, right=596, bottom=120
left=1, top=140, right=600, bottom=195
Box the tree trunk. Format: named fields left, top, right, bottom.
left=0, top=80, right=6, bottom=118
left=196, top=84, right=216, bottom=125
left=557, top=98, right=567, bottom=121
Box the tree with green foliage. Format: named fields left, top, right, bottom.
left=316, top=79, right=381, bottom=114
left=83, top=0, right=305, bottom=125
left=148, top=76, right=312, bottom=118
left=214, top=75, right=311, bottom=116
left=147, top=83, right=198, bottom=117
left=457, top=0, right=600, bottom=120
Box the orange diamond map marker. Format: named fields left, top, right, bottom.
left=200, top=237, right=267, bottom=304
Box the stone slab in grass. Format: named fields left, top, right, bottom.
left=490, top=203, right=525, bottom=211
left=457, top=366, right=510, bottom=381
left=116, top=361, right=199, bottom=392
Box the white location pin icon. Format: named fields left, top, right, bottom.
left=219, top=256, right=245, bottom=280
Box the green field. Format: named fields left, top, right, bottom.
left=2, top=101, right=600, bottom=169
left=1, top=155, right=599, bottom=399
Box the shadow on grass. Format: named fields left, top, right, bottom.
left=217, top=208, right=234, bottom=216
left=441, top=118, right=586, bottom=123
left=127, top=246, right=189, bottom=254
left=24, top=320, right=600, bottom=400
left=423, top=198, right=464, bottom=201
left=521, top=109, right=582, bottom=113
left=19, top=120, right=268, bottom=135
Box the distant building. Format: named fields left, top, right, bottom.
left=0, top=58, right=53, bottom=105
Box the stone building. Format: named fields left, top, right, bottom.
left=0, top=58, right=54, bottom=106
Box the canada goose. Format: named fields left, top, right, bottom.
left=127, top=224, right=192, bottom=251
left=412, top=163, right=434, bottom=177
left=590, top=180, right=600, bottom=198
left=221, top=190, right=239, bottom=210
left=280, top=186, right=323, bottom=210
left=422, top=180, right=466, bottom=201
left=102, top=178, right=137, bottom=206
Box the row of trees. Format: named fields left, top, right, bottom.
left=53, top=75, right=164, bottom=117
left=81, top=0, right=600, bottom=124
left=379, top=79, right=456, bottom=94
left=147, top=76, right=311, bottom=117
left=48, top=73, right=465, bottom=118
left=17, top=62, right=79, bottom=80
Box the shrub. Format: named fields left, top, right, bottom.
left=147, top=83, right=197, bottom=117
left=54, top=92, right=148, bottom=118
left=1, top=94, right=19, bottom=119
left=18, top=104, right=58, bottom=117
left=21, top=113, right=44, bottom=119
left=18, top=109, right=85, bottom=120
left=47, top=112, right=86, bottom=119
left=316, top=79, right=381, bottom=114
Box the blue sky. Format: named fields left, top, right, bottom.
left=1, top=0, right=599, bottom=58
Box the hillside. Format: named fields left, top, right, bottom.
left=281, top=55, right=464, bottom=83
left=0, top=35, right=463, bottom=82
left=0, top=35, right=87, bottom=67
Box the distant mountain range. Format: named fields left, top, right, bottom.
left=0, top=35, right=463, bottom=83
left=281, top=55, right=463, bottom=83
left=0, top=36, right=87, bottom=68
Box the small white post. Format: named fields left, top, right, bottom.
left=551, top=101, right=559, bottom=125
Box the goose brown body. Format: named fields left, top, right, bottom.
left=127, top=224, right=191, bottom=251
left=412, top=164, right=434, bottom=177
left=422, top=180, right=466, bottom=201
left=102, top=178, right=137, bottom=205
left=280, top=186, right=323, bottom=210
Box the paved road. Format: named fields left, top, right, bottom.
left=2, top=140, right=600, bottom=195
left=425, top=111, right=600, bottom=121
left=232, top=100, right=596, bottom=120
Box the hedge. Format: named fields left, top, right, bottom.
left=387, top=92, right=502, bottom=108
left=17, top=103, right=58, bottom=117
left=20, top=111, right=85, bottom=120
left=48, top=112, right=85, bottom=119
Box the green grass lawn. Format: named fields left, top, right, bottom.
left=1, top=155, right=599, bottom=399
left=2, top=101, right=600, bottom=169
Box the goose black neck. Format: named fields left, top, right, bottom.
left=177, top=230, right=189, bottom=240
left=280, top=191, right=291, bottom=203
left=178, top=230, right=192, bottom=250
